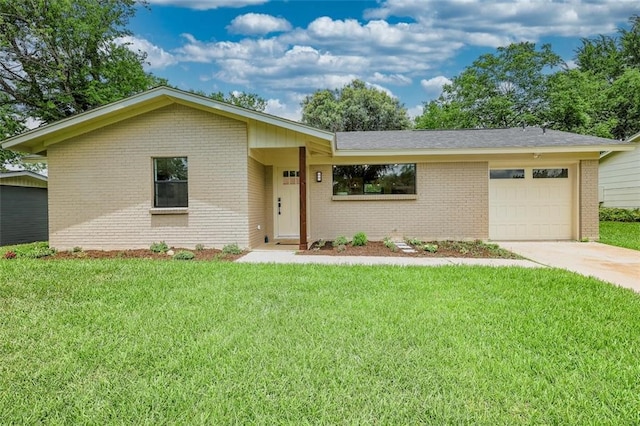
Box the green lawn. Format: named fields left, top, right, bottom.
left=1, top=260, right=640, bottom=424
left=599, top=221, right=640, bottom=250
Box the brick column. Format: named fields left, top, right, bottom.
left=580, top=160, right=599, bottom=240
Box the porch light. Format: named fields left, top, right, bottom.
left=316, top=171, right=322, bottom=182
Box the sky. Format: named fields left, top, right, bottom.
left=125, top=0, right=640, bottom=121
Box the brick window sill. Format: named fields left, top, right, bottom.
left=331, top=194, right=417, bottom=201
left=149, top=208, right=189, bottom=215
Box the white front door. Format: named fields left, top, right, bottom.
left=276, top=168, right=300, bottom=238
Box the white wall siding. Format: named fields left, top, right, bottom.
left=599, top=148, right=640, bottom=208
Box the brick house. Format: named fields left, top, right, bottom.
left=2, top=87, right=634, bottom=250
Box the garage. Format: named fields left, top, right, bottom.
left=489, top=166, right=575, bottom=240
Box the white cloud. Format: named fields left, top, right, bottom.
left=146, top=0, right=267, bottom=10
left=407, top=104, right=424, bottom=120
left=421, top=76, right=452, bottom=98
left=227, top=13, right=292, bottom=35
left=369, top=72, right=412, bottom=85
left=118, top=36, right=177, bottom=69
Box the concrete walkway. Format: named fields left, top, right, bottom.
left=498, top=241, right=640, bottom=292
left=236, top=250, right=541, bottom=268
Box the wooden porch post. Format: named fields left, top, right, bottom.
left=299, top=146, right=308, bottom=250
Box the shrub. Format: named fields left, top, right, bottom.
left=406, top=237, right=423, bottom=246
left=3, top=251, right=16, bottom=260
left=173, top=250, right=195, bottom=260
left=383, top=237, right=397, bottom=252
left=195, top=243, right=205, bottom=251
left=333, top=236, right=349, bottom=247
left=599, top=207, right=640, bottom=222
left=222, top=243, right=243, bottom=255
left=352, top=232, right=368, bottom=247
left=422, top=243, right=438, bottom=253
left=150, top=241, right=169, bottom=253
left=336, top=244, right=347, bottom=253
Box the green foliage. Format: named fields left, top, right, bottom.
left=416, top=42, right=562, bottom=130
left=0, top=0, right=165, bottom=169
left=406, top=237, right=423, bottom=246
left=352, top=232, right=368, bottom=247
left=599, top=207, right=640, bottom=222
left=195, top=244, right=205, bottom=251
left=150, top=241, right=169, bottom=253
left=600, top=222, right=640, bottom=251
left=383, top=237, right=397, bottom=252
left=332, top=236, right=349, bottom=247
left=422, top=243, right=438, bottom=253
left=1, top=242, right=56, bottom=259
left=221, top=243, right=242, bottom=255
left=301, top=79, right=411, bottom=131
left=173, top=250, right=195, bottom=260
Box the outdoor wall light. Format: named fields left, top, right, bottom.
left=316, top=171, right=322, bottom=182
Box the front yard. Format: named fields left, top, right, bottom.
left=600, top=221, right=640, bottom=251
left=1, top=260, right=639, bottom=423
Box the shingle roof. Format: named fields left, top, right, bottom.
left=335, top=127, right=626, bottom=150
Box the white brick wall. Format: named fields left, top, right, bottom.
left=47, top=104, right=251, bottom=250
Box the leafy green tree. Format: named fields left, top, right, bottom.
left=0, top=0, right=165, bottom=170
left=415, top=42, right=563, bottom=130
left=301, top=79, right=411, bottom=131
left=207, top=91, right=267, bottom=112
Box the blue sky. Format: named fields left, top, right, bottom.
left=125, top=0, right=640, bottom=120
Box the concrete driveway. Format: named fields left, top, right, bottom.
left=498, top=241, right=640, bottom=292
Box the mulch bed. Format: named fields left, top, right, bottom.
left=299, top=240, right=520, bottom=259
left=49, top=248, right=245, bottom=261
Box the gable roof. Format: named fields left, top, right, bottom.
left=1, top=86, right=334, bottom=155
left=600, top=131, right=640, bottom=160
left=336, top=127, right=633, bottom=155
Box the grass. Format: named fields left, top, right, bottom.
left=1, top=260, right=640, bottom=423
left=599, top=221, right=640, bottom=250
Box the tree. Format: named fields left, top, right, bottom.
left=0, top=0, right=165, bottom=170
left=301, top=79, right=411, bottom=131
left=207, top=91, right=267, bottom=112
left=416, top=42, right=562, bottom=129
left=572, top=15, right=640, bottom=139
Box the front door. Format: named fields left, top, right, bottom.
left=276, top=168, right=300, bottom=238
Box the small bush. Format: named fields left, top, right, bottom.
left=406, top=237, right=423, bottom=246
left=3, top=251, right=17, bottom=259
left=352, top=232, right=368, bottom=247
left=150, top=241, right=169, bottom=253
left=195, top=244, right=205, bottom=251
left=599, top=207, right=640, bottom=222
left=422, top=243, right=438, bottom=253
left=222, top=243, right=242, bottom=255
left=71, top=246, right=83, bottom=253
left=173, top=250, right=195, bottom=260
left=336, top=244, right=347, bottom=253
left=333, top=236, right=349, bottom=247
left=383, top=237, right=397, bottom=252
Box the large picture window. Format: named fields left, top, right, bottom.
left=333, top=164, right=416, bottom=195
left=154, top=157, right=188, bottom=207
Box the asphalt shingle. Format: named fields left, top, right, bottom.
left=335, top=127, right=626, bottom=150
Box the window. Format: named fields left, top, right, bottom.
left=533, top=168, right=568, bottom=178
left=154, top=157, right=188, bottom=207
left=333, top=164, right=416, bottom=195
left=490, top=169, right=525, bottom=179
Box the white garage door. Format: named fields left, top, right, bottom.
left=489, top=167, right=574, bottom=240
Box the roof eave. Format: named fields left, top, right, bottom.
left=1, top=86, right=334, bottom=153
left=335, top=144, right=636, bottom=157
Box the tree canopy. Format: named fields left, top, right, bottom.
left=0, top=0, right=165, bottom=170
left=301, top=79, right=411, bottom=132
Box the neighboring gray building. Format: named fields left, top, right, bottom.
left=0, top=171, right=48, bottom=246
